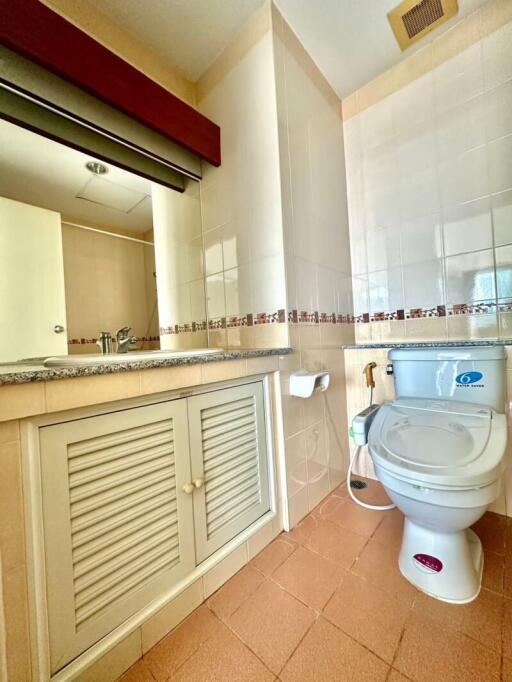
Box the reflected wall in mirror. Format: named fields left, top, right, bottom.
left=0, top=118, right=206, bottom=363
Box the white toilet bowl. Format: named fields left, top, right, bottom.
left=368, top=396, right=507, bottom=603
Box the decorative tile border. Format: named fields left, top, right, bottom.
left=68, top=335, right=160, bottom=346
left=288, top=300, right=511, bottom=325
left=71, top=300, right=511, bottom=343
left=160, top=310, right=287, bottom=335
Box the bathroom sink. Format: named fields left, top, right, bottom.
left=43, top=349, right=223, bottom=367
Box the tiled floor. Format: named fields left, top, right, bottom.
left=121, top=479, right=512, bottom=682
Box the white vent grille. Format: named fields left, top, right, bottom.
left=67, top=419, right=180, bottom=629
left=200, top=396, right=262, bottom=539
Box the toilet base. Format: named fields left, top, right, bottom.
left=398, top=519, right=483, bottom=604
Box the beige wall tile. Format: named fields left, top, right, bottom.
left=75, top=629, right=142, bottom=682
left=405, top=317, right=448, bottom=341
left=246, top=355, right=279, bottom=375
left=356, top=68, right=395, bottom=112
left=432, top=7, right=483, bottom=67
left=0, top=383, right=45, bottom=422
left=45, top=372, right=141, bottom=413
left=0, top=441, right=25, bottom=573
left=247, top=519, right=279, bottom=559
left=298, top=325, right=321, bottom=349
left=140, top=365, right=202, bottom=395
left=3, top=564, right=31, bottom=682
left=201, top=360, right=247, bottom=384
left=342, top=93, right=358, bottom=121
left=319, top=324, right=345, bottom=347
left=0, top=420, right=19, bottom=444
left=480, top=0, right=512, bottom=36
left=447, top=314, right=499, bottom=340
left=203, top=543, right=248, bottom=599
left=393, top=43, right=433, bottom=91
left=252, top=323, right=289, bottom=349
left=141, top=580, right=204, bottom=654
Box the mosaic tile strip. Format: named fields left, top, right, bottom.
left=160, top=310, right=287, bottom=335
left=68, top=335, right=160, bottom=346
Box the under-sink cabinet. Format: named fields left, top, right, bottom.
left=35, top=381, right=271, bottom=674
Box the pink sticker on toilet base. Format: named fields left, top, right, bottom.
left=413, top=553, right=443, bottom=573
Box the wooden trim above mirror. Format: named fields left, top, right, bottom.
left=0, top=0, right=221, bottom=167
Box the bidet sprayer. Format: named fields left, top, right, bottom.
left=363, top=362, right=377, bottom=388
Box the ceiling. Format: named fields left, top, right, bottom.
left=87, top=0, right=488, bottom=98
left=0, top=120, right=154, bottom=235
left=86, top=0, right=265, bottom=82
left=272, top=0, right=489, bottom=97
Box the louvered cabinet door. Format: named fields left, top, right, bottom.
left=39, top=400, right=194, bottom=673
left=188, top=382, right=271, bottom=563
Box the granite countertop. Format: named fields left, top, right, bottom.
left=343, top=340, right=512, bottom=349
left=0, top=347, right=292, bottom=385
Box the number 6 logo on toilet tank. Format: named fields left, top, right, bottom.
left=456, top=371, right=484, bottom=386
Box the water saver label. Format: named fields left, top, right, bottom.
left=455, top=371, right=483, bottom=385
left=413, top=553, right=443, bottom=573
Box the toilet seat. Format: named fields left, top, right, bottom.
left=368, top=398, right=507, bottom=490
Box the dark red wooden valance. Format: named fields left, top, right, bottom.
left=0, top=0, right=221, bottom=166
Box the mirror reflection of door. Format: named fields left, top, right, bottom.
left=0, top=118, right=206, bottom=363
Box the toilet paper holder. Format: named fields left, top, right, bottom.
left=289, top=370, right=330, bottom=398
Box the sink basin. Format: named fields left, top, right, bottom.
left=43, top=348, right=223, bottom=368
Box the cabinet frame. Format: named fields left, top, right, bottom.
left=21, top=373, right=278, bottom=682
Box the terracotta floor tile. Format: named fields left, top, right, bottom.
left=349, top=477, right=393, bottom=507
left=207, top=565, right=265, bottom=622
left=143, top=606, right=219, bottom=681
left=394, top=612, right=501, bottom=682
left=472, top=512, right=507, bottom=555
left=330, top=498, right=386, bottom=537
left=251, top=535, right=297, bottom=576
left=371, top=508, right=404, bottom=548
left=323, top=572, right=410, bottom=663
left=482, top=551, right=505, bottom=593
left=172, top=622, right=274, bottom=682
left=228, top=579, right=316, bottom=675
left=272, top=545, right=344, bottom=610
left=310, top=493, right=345, bottom=520
left=305, top=518, right=367, bottom=568
left=503, top=657, right=512, bottom=681
left=282, top=513, right=318, bottom=546
left=119, top=660, right=155, bottom=682
left=331, top=482, right=349, bottom=498
left=351, top=538, right=417, bottom=605
left=411, top=588, right=503, bottom=652
left=387, top=670, right=411, bottom=682
left=505, top=556, right=512, bottom=598
left=504, top=599, right=512, bottom=660
left=280, top=617, right=389, bottom=682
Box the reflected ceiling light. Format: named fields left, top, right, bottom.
left=85, top=161, right=108, bottom=175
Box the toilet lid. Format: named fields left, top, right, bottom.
left=376, top=398, right=492, bottom=470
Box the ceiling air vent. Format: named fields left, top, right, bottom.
left=388, top=0, right=458, bottom=50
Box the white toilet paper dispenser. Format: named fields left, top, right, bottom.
left=289, top=370, right=330, bottom=398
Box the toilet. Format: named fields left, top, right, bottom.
left=367, top=346, right=508, bottom=603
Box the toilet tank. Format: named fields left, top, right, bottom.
left=389, top=346, right=506, bottom=413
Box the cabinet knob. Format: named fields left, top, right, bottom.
left=54, top=325, right=65, bottom=334
left=182, top=483, right=195, bottom=495
left=193, top=479, right=204, bottom=489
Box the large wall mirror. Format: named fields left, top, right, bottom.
left=0, top=118, right=207, bottom=363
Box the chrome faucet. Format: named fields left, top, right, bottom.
left=116, top=326, right=139, bottom=353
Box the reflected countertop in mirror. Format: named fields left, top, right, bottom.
left=0, top=348, right=292, bottom=385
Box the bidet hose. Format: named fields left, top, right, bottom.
left=346, top=446, right=396, bottom=511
